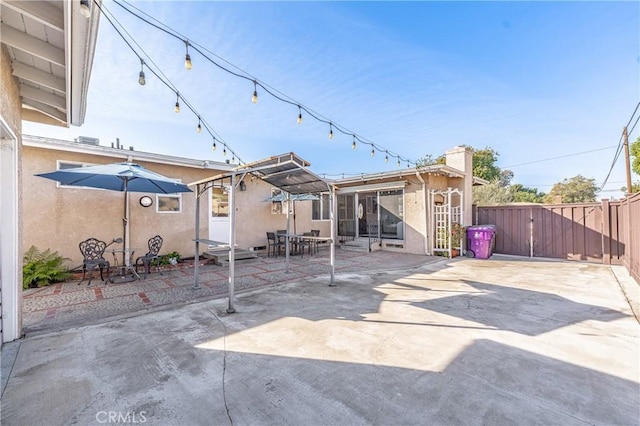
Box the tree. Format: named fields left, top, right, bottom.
left=631, top=136, right=640, bottom=176
left=473, top=180, right=513, bottom=206
left=509, top=184, right=545, bottom=203
left=544, top=175, right=598, bottom=204
left=471, top=147, right=503, bottom=182
left=415, top=154, right=445, bottom=168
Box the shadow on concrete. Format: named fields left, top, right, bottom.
left=404, top=279, right=629, bottom=336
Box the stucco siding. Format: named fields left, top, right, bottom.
left=22, top=146, right=220, bottom=266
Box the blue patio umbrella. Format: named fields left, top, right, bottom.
left=265, top=192, right=319, bottom=235
left=36, top=162, right=192, bottom=266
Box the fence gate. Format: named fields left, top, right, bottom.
left=475, top=203, right=604, bottom=262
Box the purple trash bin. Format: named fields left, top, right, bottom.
left=466, top=225, right=496, bottom=259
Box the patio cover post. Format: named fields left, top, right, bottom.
left=193, top=183, right=202, bottom=289
left=285, top=191, right=291, bottom=273
left=227, top=173, right=236, bottom=313
left=329, top=185, right=336, bottom=286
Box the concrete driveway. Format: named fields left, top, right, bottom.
left=2, top=256, right=639, bottom=425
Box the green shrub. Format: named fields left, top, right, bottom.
left=159, top=251, right=181, bottom=266
left=23, top=246, right=72, bottom=289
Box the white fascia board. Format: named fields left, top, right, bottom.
left=22, top=135, right=234, bottom=171
left=336, top=180, right=407, bottom=194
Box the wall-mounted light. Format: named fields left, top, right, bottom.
left=239, top=181, right=247, bottom=191
left=79, top=0, right=91, bottom=18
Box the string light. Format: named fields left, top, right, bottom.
left=223, top=146, right=227, bottom=156
left=212, top=137, right=217, bottom=151
left=385, top=151, right=389, bottom=163
left=104, top=0, right=418, bottom=168
left=184, top=40, right=192, bottom=70
left=231, top=156, right=235, bottom=163
left=138, top=59, right=145, bottom=85
left=174, top=93, right=180, bottom=113
left=397, top=158, right=401, bottom=167
left=251, top=80, right=258, bottom=103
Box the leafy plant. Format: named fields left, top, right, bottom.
left=23, top=246, right=71, bottom=289
left=450, top=223, right=466, bottom=245
left=159, top=251, right=181, bottom=266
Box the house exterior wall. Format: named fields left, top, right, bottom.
left=22, top=145, right=222, bottom=267
left=233, top=178, right=331, bottom=250
left=0, top=44, right=24, bottom=342
left=334, top=171, right=466, bottom=256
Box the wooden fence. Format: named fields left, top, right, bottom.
left=473, top=193, right=639, bottom=284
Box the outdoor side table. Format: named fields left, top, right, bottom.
left=108, top=248, right=141, bottom=283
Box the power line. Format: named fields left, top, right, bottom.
left=504, top=146, right=618, bottom=168
left=598, top=102, right=639, bottom=192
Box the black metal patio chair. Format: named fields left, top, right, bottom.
left=78, top=238, right=110, bottom=286
left=135, top=235, right=163, bottom=279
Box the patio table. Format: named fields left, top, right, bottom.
left=108, top=248, right=141, bottom=283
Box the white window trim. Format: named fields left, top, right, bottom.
left=312, top=193, right=331, bottom=221
left=56, top=160, right=100, bottom=189
left=156, top=193, right=182, bottom=214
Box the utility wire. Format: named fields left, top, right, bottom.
left=112, top=0, right=415, bottom=166
left=504, top=145, right=618, bottom=168
left=598, top=102, right=639, bottom=192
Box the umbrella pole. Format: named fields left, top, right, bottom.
left=122, top=181, right=128, bottom=268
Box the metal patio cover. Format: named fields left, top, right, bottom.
left=236, top=152, right=331, bottom=195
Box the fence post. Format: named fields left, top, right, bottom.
left=601, top=199, right=611, bottom=265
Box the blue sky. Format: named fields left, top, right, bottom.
left=24, top=1, right=640, bottom=197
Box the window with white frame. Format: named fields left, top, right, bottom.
left=157, top=178, right=183, bottom=213
left=271, top=188, right=284, bottom=214
left=312, top=193, right=330, bottom=221
left=56, top=160, right=97, bottom=189
left=156, top=194, right=182, bottom=213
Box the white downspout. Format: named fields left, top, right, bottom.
left=416, top=172, right=430, bottom=255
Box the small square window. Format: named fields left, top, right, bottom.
left=157, top=194, right=182, bottom=213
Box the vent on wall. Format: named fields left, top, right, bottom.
left=386, top=243, right=404, bottom=249
left=76, top=136, right=100, bottom=146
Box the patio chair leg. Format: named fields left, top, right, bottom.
left=78, top=266, right=87, bottom=285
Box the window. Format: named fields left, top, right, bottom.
left=379, top=189, right=404, bottom=239
left=312, top=193, right=330, bottom=220
left=271, top=188, right=284, bottom=214
left=157, top=194, right=182, bottom=213
left=211, top=186, right=228, bottom=217
left=56, top=161, right=97, bottom=189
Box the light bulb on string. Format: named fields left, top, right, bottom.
left=297, top=106, right=303, bottom=125
left=223, top=146, right=227, bottom=156
left=212, top=138, right=217, bottom=151
left=184, top=41, right=192, bottom=70
left=385, top=151, right=389, bottom=163
left=138, top=60, right=145, bottom=85
left=397, top=158, right=401, bottom=167
left=174, top=93, right=180, bottom=113
left=231, top=156, right=235, bottom=163
left=329, top=123, right=334, bottom=139
left=352, top=135, right=356, bottom=150
left=196, top=117, right=202, bottom=133
left=252, top=81, right=258, bottom=103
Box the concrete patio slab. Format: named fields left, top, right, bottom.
left=2, top=255, right=639, bottom=425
